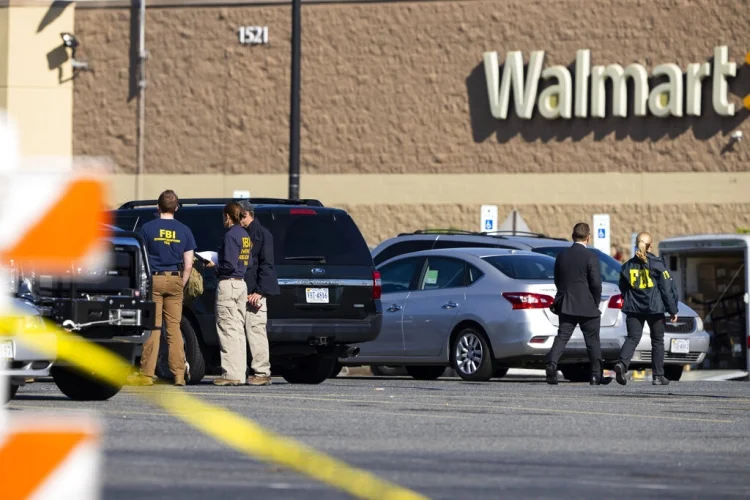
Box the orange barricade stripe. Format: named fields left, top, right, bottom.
left=0, top=431, right=90, bottom=500
left=2, top=179, right=110, bottom=271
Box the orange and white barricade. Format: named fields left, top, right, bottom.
left=0, top=417, right=102, bottom=500
left=0, top=111, right=109, bottom=499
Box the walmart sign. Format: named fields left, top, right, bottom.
left=483, top=46, right=745, bottom=120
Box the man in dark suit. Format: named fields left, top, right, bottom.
left=546, top=223, right=605, bottom=385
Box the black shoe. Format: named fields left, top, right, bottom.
left=600, top=376, right=613, bottom=385
left=546, top=364, right=558, bottom=385
left=590, top=376, right=601, bottom=385
left=652, top=376, right=670, bottom=386
left=614, top=363, right=627, bottom=386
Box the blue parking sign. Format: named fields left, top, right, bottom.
left=598, top=228, right=606, bottom=238
left=484, top=219, right=494, bottom=230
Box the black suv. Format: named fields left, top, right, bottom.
left=112, top=198, right=382, bottom=384
left=17, top=227, right=157, bottom=400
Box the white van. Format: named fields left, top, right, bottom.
left=659, top=234, right=749, bottom=376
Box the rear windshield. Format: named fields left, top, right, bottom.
left=256, top=211, right=372, bottom=266
left=533, top=246, right=620, bottom=284
left=482, top=254, right=555, bottom=280
left=113, top=208, right=372, bottom=267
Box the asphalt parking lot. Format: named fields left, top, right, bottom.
left=8, top=374, right=750, bottom=499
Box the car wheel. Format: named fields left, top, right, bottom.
left=156, top=317, right=206, bottom=385
left=405, top=366, right=446, bottom=380
left=664, top=365, right=684, bottom=381
left=493, top=367, right=509, bottom=379
left=370, top=365, right=406, bottom=377
left=52, top=366, right=122, bottom=401
left=282, top=355, right=335, bottom=384
left=560, top=364, right=590, bottom=383
left=452, top=328, right=494, bottom=381
left=4, top=383, right=18, bottom=403
left=331, top=361, right=343, bottom=378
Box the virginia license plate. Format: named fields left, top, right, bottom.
left=0, top=340, right=14, bottom=359
left=671, top=338, right=689, bottom=354
left=305, top=288, right=329, bottom=304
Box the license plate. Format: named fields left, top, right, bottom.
left=671, top=338, right=689, bottom=354
left=305, top=288, right=329, bottom=304
left=0, top=340, right=14, bottom=359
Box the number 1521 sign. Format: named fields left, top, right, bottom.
left=238, top=26, right=269, bottom=45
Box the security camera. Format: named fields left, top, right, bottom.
left=61, top=33, right=79, bottom=50
left=730, top=130, right=743, bottom=141
left=60, top=32, right=89, bottom=71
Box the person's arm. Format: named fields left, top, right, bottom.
left=587, top=252, right=602, bottom=304
left=218, top=232, right=239, bottom=275
left=553, top=255, right=561, bottom=290
left=182, top=250, right=194, bottom=287
left=257, top=230, right=276, bottom=295
left=181, top=229, right=197, bottom=287
left=618, top=264, right=630, bottom=295
left=654, top=259, right=679, bottom=319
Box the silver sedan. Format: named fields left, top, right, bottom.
left=341, top=248, right=623, bottom=381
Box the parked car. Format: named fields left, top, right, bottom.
left=339, top=248, right=623, bottom=381
left=112, top=198, right=381, bottom=385
left=5, top=226, right=156, bottom=400
left=2, top=297, right=51, bottom=403
left=369, top=229, right=708, bottom=381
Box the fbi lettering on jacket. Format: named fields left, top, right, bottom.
left=155, top=229, right=181, bottom=245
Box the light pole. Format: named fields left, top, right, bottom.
left=287, top=0, right=301, bottom=200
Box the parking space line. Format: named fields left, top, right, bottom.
left=185, top=391, right=734, bottom=424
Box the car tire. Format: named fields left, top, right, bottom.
left=331, top=361, right=343, bottom=378
left=370, top=365, right=406, bottom=377
left=664, top=365, right=684, bottom=381
left=452, top=327, right=494, bottom=381
left=52, top=366, right=122, bottom=401
left=4, top=383, right=18, bottom=403
left=560, top=364, right=590, bottom=383
left=405, top=366, right=446, bottom=380
left=493, top=367, right=509, bottom=379
left=282, top=355, right=335, bottom=384
left=156, top=317, right=206, bottom=385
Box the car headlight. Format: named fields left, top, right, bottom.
left=24, top=314, right=45, bottom=330
left=695, top=316, right=704, bottom=332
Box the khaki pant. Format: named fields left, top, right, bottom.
left=216, top=279, right=248, bottom=381
left=245, top=297, right=271, bottom=378
left=141, top=275, right=185, bottom=381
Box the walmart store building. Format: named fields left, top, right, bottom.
left=2, top=0, right=749, bottom=249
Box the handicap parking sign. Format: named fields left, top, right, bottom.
left=597, top=228, right=606, bottom=238
left=484, top=219, right=494, bottom=230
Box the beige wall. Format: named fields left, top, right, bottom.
left=73, top=0, right=750, bottom=175
left=0, top=1, right=75, bottom=157
left=71, top=0, right=750, bottom=251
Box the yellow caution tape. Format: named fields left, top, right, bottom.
left=0, top=318, right=428, bottom=500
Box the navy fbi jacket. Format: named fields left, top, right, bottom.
left=244, top=219, right=280, bottom=296
left=218, top=224, right=251, bottom=279
left=618, top=253, right=678, bottom=316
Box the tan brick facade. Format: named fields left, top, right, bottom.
left=70, top=0, right=750, bottom=249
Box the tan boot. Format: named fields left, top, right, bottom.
left=247, top=375, right=272, bottom=386
left=126, top=374, right=154, bottom=386
left=174, top=379, right=186, bottom=387
left=213, top=378, right=243, bottom=386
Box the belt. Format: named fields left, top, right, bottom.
left=153, top=271, right=180, bottom=276
left=219, top=277, right=244, bottom=281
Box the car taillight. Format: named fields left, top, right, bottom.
left=502, top=292, right=554, bottom=310
left=372, top=270, right=382, bottom=299
left=290, top=208, right=317, bottom=215
left=608, top=294, right=624, bottom=309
